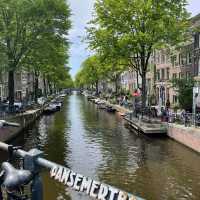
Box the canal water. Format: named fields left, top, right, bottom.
left=1, top=93, right=200, bottom=200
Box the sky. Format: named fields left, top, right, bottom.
left=68, top=0, right=200, bottom=78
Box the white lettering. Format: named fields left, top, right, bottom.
left=67, top=171, right=76, bottom=187
left=50, top=167, right=135, bottom=200
left=73, top=174, right=83, bottom=191
left=55, top=167, right=63, bottom=181
left=50, top=166, right=58, bottom=178
left=90, top=180, right=100, bottom=198
left=80, top=177, right=92, bottom=194
left=109, top=187, right=119, bottom=200
left=118, top=191, right=128, bottom=200
left=98, top=184, right=109, bottom=200
left=60, top=168, right=71, bottom=185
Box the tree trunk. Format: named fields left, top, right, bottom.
left=53, top=83, right=56, bottom=94
left=140, top=47, right=147, bottom=109
left=136, top=70, right=140, bottom=89
left=34, top=72, right=39, bottom=103
left=49, top=82, right=52, bottom=95
left=95, top=81, right=98, bottom=94
left=8, top=70, right=15, bottom=112
left=141, top=73, right=147, bottom=108
left=114, top=75, right=119, bottom=94
left=43, top=75, right=47, bottom=97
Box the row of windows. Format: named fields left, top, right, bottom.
left=172, top=72, right=191, bottom=79
left=156, top=68, right=190, bottom=81
left=171, top=52, right=192, bottom=67
left=156, top=68, right=170, bottom=81
left=152, top=49, right=192, bottom=66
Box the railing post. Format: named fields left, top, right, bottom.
left=23, top=149, right=43, bottom=200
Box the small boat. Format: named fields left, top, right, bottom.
left=43, top=104, right=60, bottom=114
left=98, top=104, right=107, bottom=109
left=0, top=120, right=20, bottom=128
left=87, top=96, right=95, bottom=101
left=51, top=101, right=62, bottom=110
left=59, top=94, right=66, bottom=99
left=106, top=106, right=116, bottom=113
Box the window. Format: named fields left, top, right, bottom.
left=157, top=70, right=160, bottom=81
left=179, top=53, right=185, bottom=66
left=179, top=54, right=181, bottom=65
left=161, top=54, right=165, bottom=64
left=172, top=73, right=177, bottom=79
left=171, top=55, right=178, bottom=67
left=179, top=72, right=183, bottom=79
left=187, top=52, right=192, bottom=64
left=161, top=69, right=165, bottom=80
left=173, top=95, right=178, bottom=104
left=186, top=72, right=190, bottom=79
left=166, top=68, right=170, bottom=80
left=181, top=55, right=185, bottom=66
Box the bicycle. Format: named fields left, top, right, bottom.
left=0, top=146, right=39, bottom=200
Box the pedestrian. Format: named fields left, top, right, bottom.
left=166, top=99, right=170, bottom=109
left=161, top=107, right=166, bottom=122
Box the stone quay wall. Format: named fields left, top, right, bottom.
left=168, top=124, right=200, bottom=153
left=0, top=109, right=43, bottom=142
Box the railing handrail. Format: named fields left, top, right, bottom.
left=0, top=142, right=144, bottom=200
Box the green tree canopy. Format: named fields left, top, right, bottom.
left=87, top=0, right=190, bottom=106
left=171, top=77, right=195, bottom=111
left=0, top=0, right=71, bottom=109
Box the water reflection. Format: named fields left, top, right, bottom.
left=0, top=94, right=200, bottom=200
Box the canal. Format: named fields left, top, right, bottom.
left=1, top=93, right=200, bottom=200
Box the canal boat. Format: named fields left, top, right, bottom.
left=106, top=106, right=116, bottom=113
left=87, top=96, right=95, bottom=101
left=43, top=103, right=60, bottom=114
left=0, top=120, right=20, bottom=128
left=98, top=104, right=107, bottom=109
left=58, top=94, right=66, bottom=99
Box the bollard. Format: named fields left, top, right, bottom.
left=24, top=149, right=43, bottom=200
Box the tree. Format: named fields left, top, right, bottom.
left=75, top=55, right=104, bottom=93
left=87, top=0, right=190, bottom=107
left=171, top=77, right=195, bottom=111
left=0, top=0, right=71, bottom=110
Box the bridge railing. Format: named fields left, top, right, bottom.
left=0, top=142, right=144, bottom=200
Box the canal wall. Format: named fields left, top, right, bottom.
left=87, top=95, right=200, bottom=153
left=168, top=124, right=200, bottom=153
left=0, top=109, right=43, bottom=142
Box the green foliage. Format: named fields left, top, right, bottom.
left=87, top=0, right=190, bottom=106
left=171, top=77, right=195, bottom=110
left=75, top=55, right=103, bottom=88
left=0, top=0, right=72, bottom=106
